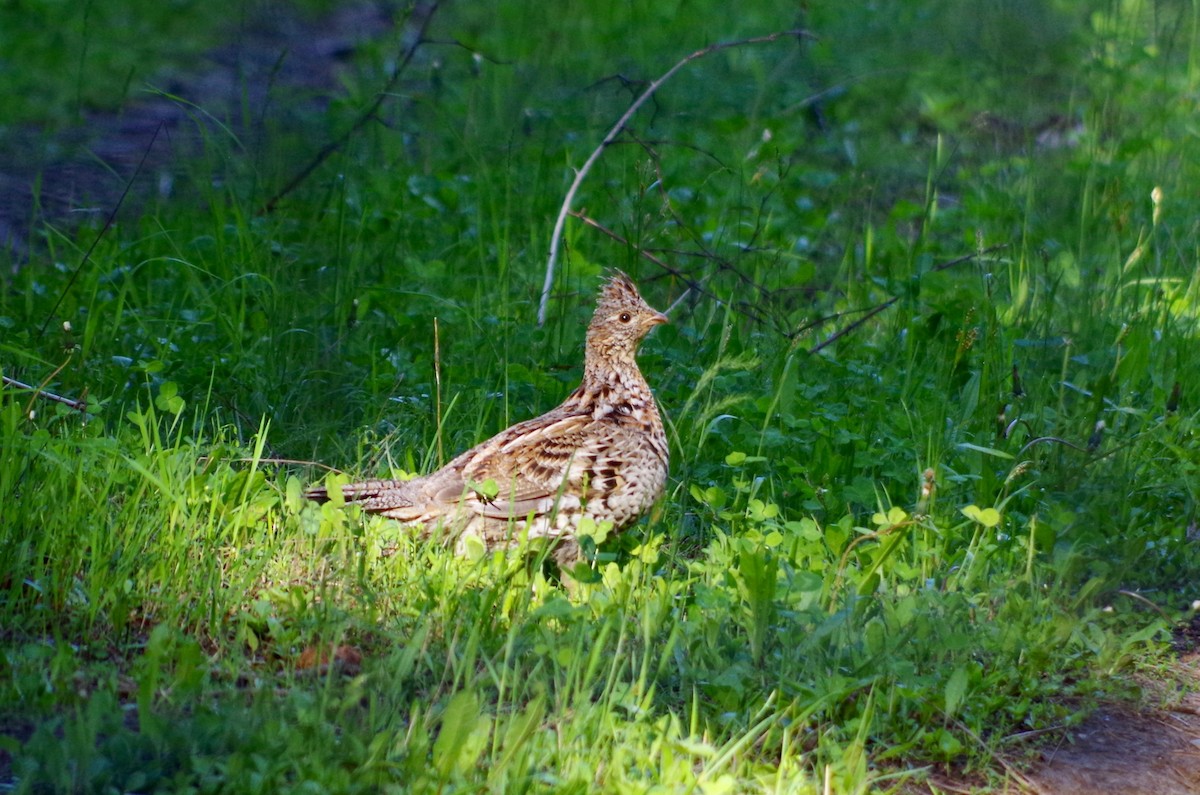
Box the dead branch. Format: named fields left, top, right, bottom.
left=568, top=210, right=690, bottom=284
left=2, top=374, right=88, bottom=415
left=38, top=122, right=164, bottom=338
left=807, top=245, right=1008, bottom=354
left=259, top=1, right=441, bottom=215
left=807, top=297, right=898, bottom=354
left=539, top=28, right=811, bottom=326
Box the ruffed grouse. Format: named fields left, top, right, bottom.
left=306, top=271, right=669, bottom=567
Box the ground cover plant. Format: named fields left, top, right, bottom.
left=2, top=0, right=1199, bottom=792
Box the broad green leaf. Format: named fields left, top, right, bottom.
left=462, top=534, right=487, bottom=562
left=872, top=506, right=908, bottom=526
left=285, top=475, right=302, bottom=512
left=961, top=505, right=1001, bottom=528
left=434, top=690, right=482, bottom=778
left=944, top=666, right=969, bottom=716
left=472, top=478, right=500, bottom=500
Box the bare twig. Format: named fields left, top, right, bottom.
left=807, top=297, right=898, bottom=355
left=1115, top=589, right=1171, bottom=617
left=219, top=457, right=340, bottom=471
left=946, top=715, right=1042, bottom=794
left=807, top=245, right=1008, bottom=354
left=1017, top=436, right=1087, bottom=455
left=423, top=37, right=510, bottom=66
left=567, top=210, right=778, bottom=326
left=929, top=245, right=1007, bottom=274
left=566, top=211, right=715, bottom=318
left=259, top=1, right=440, bottom=215
left=2, top=374, right=89, bottom=415
left=38, top=122, right=164, bottom=338
left=829, top=519, right=915, bottom=607
left=539, top=28, right=811, bottom=326
left=568, top=211, right=687, bottom=282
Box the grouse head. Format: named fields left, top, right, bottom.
left=585, top=271, right=668, bottom=364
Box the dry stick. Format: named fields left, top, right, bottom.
left=432, top=316, right=443, bottom=466
left=807, top=296, right=897, bottom=355
left=225, top=456, right=339, bottom=470
left=1017, top=435, right=1087, bottom=455
left=38, top=122, right=164, bottom=338
left=1115, top=589, right=1171, bottom=618
left=567, top=211, right=713, bottom=318
left=946, top=715, right=1043, bottom=795
left=806, top=244, right=1008, bottom=354
left=538, top=28, right=811, bottom=327
left=569, top=210, right=775, bottom=326
left=2, top=374, right=88, bottom=415
left=828, top=519, right=915, bottom=608
left=568, top=211, right=692, bottom=284
left=258, top=1, right=441, bottom=215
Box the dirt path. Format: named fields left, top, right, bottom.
left=1023, top=618, right=1200, bottom=795
left=0, top=1, right=394, bottom=264
left=914, top=618, right=1200, bottom=794
left=1027, top=698, right=1200, bottom=795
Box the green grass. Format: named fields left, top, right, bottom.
left=3, top=0, right=1200, bottom=792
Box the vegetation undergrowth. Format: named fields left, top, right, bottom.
left=2, top=0, right=1199, bottom=792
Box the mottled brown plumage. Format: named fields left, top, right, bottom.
left=306, top=271, right=669, bottom=566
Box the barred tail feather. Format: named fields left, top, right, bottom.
left=305, top=478, right=401, bottom=505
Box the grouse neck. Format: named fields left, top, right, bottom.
left=581, top=335, right=641, bottom=387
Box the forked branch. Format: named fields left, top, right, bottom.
left=538, top=28, right=811, bottom=326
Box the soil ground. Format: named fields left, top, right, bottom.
left=0, top=1, right=394, bottom=264
left=1027, top=698, right=1200, bottom=795
left=1021, top=616, right=1200, bottom=795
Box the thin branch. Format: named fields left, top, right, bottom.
left=807, top=297, right=898, bottom=354
left=930, top=244, right=1007, bottom=274
left=568, top=210, right=686, bottom=281
left=1115, top=589, right=1170, bottom=618
left=259, top=1, right=441, bottom=215
left=806, top=245, right=1007, bottom=354
left=788, top=306, right=872, bottom=340
left=422, top=37, right=511, bottom=66
left=1017, top=436, right=1087, bottom=455
left=38, top=122, right=164, bottom=338
left=217, top=457, right=341, bottom=471
left=539, top=28, right=811, bottom=326
left=2, top=374, right=88, bottom=415
left=567, top=210, right=776, bottom=326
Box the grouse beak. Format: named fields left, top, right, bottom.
left=648, top=311, right=669, bottom=327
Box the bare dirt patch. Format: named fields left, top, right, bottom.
left=1022, top=613, right=1200, bottom=794
left=1027, top=699, right=1200, bottom=795
left=0, top=1, right=395, bottom=263
left=912, top=615, right=1200, bottom=794
left=1022, top=614, right=1200, bottom=795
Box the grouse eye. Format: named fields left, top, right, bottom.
left=618, top=312, right=632, bottom=323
